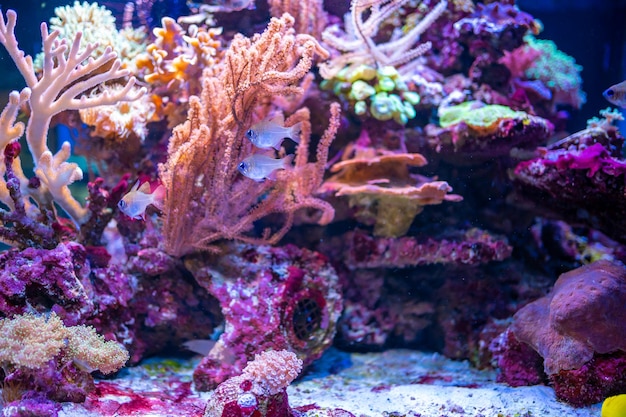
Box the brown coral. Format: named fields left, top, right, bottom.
left=320, top=133, right=462, bottom=237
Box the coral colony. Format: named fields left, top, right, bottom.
left=0, top=0, right=622, bottom=416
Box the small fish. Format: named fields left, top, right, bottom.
left=187, top=0, right=255, bottom=13
left=602, top=394, right=626, bottom=417
left=603, top=80, right=626, bottom=108
left=238, top=154, right=293, bottom=181
left=118, top=181, right=165, bottom=220
left=181, top=339, right=217, bottom=356
left=245, top=114, right=302, bottom=150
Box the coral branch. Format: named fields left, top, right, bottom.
left=320, top=0, right=447, bottom=79
left=0, top=8, right=145, bottom=230
left=159, top=14, right=338, bottom=256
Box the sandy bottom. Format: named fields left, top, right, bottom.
left=57, top=349, right=601, bottom=417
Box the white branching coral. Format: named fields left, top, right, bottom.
left=0, top=8, right=145, bottom=227
left=0, top=89, right=30, bottom=210
left=319, top=0, right=448, bottom=79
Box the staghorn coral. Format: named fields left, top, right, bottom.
left=319, top=0, right=448, bottom=80
left=0, top=8, right=144, bottom=246
left=159, top=14, right=340, bottom=256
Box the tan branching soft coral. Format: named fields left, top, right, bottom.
left=320, top=136, right=462, bottom=237
left=158, top=14, right=339, bottom=256
left=268, top=0, right=329, bottom=40
left=0, top=312, right=128, bottom=374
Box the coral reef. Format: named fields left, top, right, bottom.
left=512, top=109, right=626, bottom=243
left=0, top=0, right=617, bottom=414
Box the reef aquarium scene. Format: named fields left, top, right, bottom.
left=1, top=0, right=626, bottom=415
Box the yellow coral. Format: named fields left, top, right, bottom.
left=37, top=1, right=147, bottom=69
left=79, top=85, right=156, bottom=143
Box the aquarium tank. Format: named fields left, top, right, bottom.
left=0, top=0, right=625, bottom=416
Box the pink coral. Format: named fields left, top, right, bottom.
left=240, top=351, right=303, bottom=396
left=204, top=350, right=302, bottom=417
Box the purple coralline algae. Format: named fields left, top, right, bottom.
left=345, top=228, right=512, bottom=269
left=454, top=2, right=540, bottom=59
left=184, top=243, right=343, bottom=391
left=513, top=112, right=626, bottom=243
left=0, top=240, right=219, bottom=364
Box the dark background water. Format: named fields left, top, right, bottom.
left=0, top=0, right=625, bottom=131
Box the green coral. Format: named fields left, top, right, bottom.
left=438, top=101, right=528, bottom=129
left=321, top=64, right=420, bottom=125
left=524, top=35, right=586, bottom=108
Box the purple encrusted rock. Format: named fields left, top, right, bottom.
left=513, top=133, right=626, bottom=243
left=511, top=260, right=626, bottom=375
left=184, top=242, right=343, bottom=391
left=345, top=228, right=512, bottom=269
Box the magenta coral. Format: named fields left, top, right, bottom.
left=513, top=122, right=626, bottom=243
